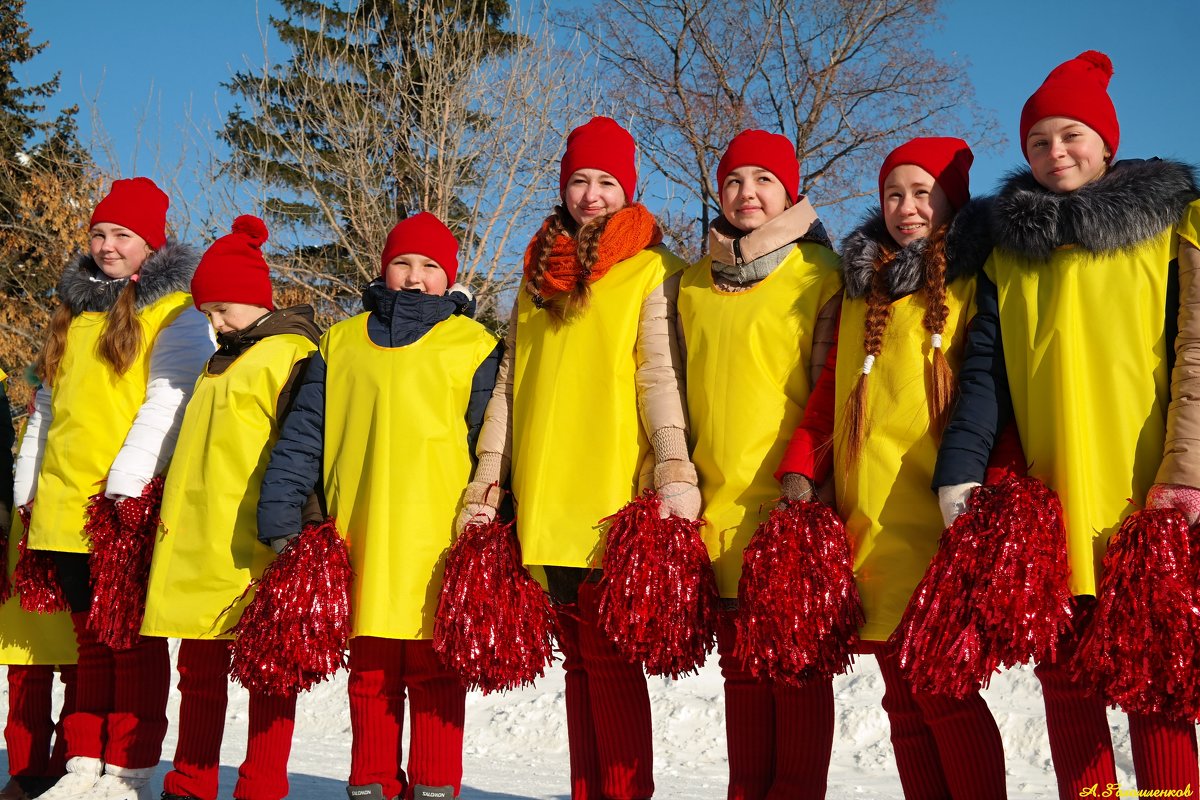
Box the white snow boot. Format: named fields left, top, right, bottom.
left=86, top=765, right=155, bottom=800
left=35, top=757, right=104, bottom=800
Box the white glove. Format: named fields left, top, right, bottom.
left=937, top=482, right=980, bottom=527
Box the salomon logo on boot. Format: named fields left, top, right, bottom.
left=345, top=785, right=386, bottom=800
left=412, top=787, right=455, bottom=800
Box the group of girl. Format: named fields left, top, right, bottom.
left=2, top=46, right=1199, bottom=800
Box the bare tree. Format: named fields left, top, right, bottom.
left=221, top=0, right=599, bottom=325
left=577, top=0, right=999, bottom=254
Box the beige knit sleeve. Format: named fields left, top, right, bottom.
left=472, top=297, right=518, bottom=487
left=636, top=271, right=696, bottom=485
left=810, top=291, right=843, bottom=388
left=1157, top=238, right=1200, bottom=488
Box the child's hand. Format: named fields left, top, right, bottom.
left=658, top=482, right=701, bottom=521
left=777, top=473, right=816, bottom=510
left=456, top=480, right=503, bottom=533
left=456, top=502, right=497, bottom=533
left=937, top=482, right=980, bottom=527
left=1146, top=483, right=1200, bottom=527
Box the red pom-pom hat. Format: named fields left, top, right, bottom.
left=191, top=215, right=275, bottom=311
left=1020, top=50, right=1119, bottom=159
left=717, top=130, right=801, bottom=204
left=380, top=212, right=460, bottom=286
left=878, top=137, right=974, bottom=211
left=558, top=116, right=638, bottom=202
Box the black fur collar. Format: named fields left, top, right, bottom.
left=57, top=241, right=199, bottom=314
left=840, top=197, right=994, bottom=300
left=992, top=158, right=1198, bottom=261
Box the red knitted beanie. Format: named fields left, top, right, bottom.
left=558, top=116, right=638, bottom=201
left=380, top=212, right=460, bottom=285
left=878, top=137, right=974, bottom=210
left=717, top=130, right=800, bottom=203
left=1020, top=50, right=1119, bottom=158
left=90, top=177, right=169, bottom=249
left=191, top=215, right=275, bottom=311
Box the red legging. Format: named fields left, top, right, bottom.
left=872, top=646, right=1006, bottom=799
left=347, top=637, right=466, bottom=800
left=162, top=639, right=297, bottom=800
left=715, top=610, right=834, bottom=800
left=64, top=612, right=169, bottom=769
left=554, top=581, right=655, bottom=800
left=4, top=664, right=76, bottom=779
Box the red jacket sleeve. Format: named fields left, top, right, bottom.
left=776, top=339, right=839, bottom=483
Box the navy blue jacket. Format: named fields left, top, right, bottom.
left=256, top=282, right=502, bottom=544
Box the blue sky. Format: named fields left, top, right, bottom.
left=16, top=0, right=1200, bottom=231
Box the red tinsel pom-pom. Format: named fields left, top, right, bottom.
left=892, top=475, right=1072, bottom=698
left=229, top=519, right=352, bottom=697
left=13, top=505, right=69, bottom=614
left=85, top=476, right=165, bottom=650
left=1071, top=508, right=1200, bottom=721
left=434, top=519, right=557, bottom=693
left=596, top=490, right=718, bottom=678
left=734, top=501, right=862, bottom=683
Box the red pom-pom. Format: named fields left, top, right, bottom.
left=231, top=214, right=268, bottom=245
left=1077, top=50, right=1114, bottom=82
left=228, top=519, right=352, bottom=696
left=1071, top=508, right=1200, bottom=721
left=434, top=518, right=557, bottom=693
left=892, top=475, right=1072, bottom=698
left=734, top=501, right=862, bottom=683
left=596, top=490, right=718, bottom=678
left=85, top=476, right=165, bottom=650
left=12, top=505, right=69, bottom=614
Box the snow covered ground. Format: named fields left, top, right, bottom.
left=0, top=644, right=1164, bottom=798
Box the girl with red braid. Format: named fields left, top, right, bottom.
left=12, top=177, right=215, bottom=800
left=140, top=215, right=322, bottom=800
left=777, top=136, right=1008, bottom=799
left=934, top=51, right=1200, bottom=796
left=676, top=129, right=841, bottom=800
left=459, top=116, right=698, bottom=800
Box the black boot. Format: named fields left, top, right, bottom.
left=412, top=787, right=455, bottom=800
left=346, top=785, right=387, bottom=800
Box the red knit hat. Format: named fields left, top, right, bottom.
left=1020, top=50, right=1119, bottom=159
left=878, top=137, right=974, bottom=210
left=191, top=215, right=274, bottom=311
left=90, top=177, right=169, bottom=249
left=717, top=130, right=801, bottom=204
left=380, top=212, right=459, bottom=285
left=558, top=116, right=638, bottom=201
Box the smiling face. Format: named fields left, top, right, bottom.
left=199, top=301, right=271, bottom=335
left=1024, top=116, right=1110, bottom=194
left=562, top=169, right=627, bottom=227
left=384, top=253, right=449, bottom=295
left=719, top=166, right=790, bottom=232
left=89, top=223, right=153, bottom=280
left=882, top=164, right=953, bottom=247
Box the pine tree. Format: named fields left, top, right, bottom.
left=220, top=0, right=519, bottom=312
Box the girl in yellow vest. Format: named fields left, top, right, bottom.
left=12, top=177, right=214, bottom=800
left=934, top=51, right=1200, bottom=797
left=139, top=215, right=322, bottom=800
left=460, top=116, right=698, bottom=800
left=777, top=137, right=1007, bottom=799
left=2, top=375, right=78, bottom=800
left=257, top=212, right=500, bottom=800
left=674, top=129, right=841, bottom=800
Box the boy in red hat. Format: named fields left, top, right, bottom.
left=258, top=212, right=501, bottom=800
left=140, top=214, right=323, bottom=800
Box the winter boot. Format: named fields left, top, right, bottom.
left=160, top=794, right=200, bottom=800
left=88, top=765, right=155, bottom=800
left=346, top=785, right=387, bottom=800
left=412, top=787, right=455, bottom=800
left=13, top=777, right=62, bottom=800
left=34, top=758, right=104, bottom=800
left=0, top=779, right=28, bottom=800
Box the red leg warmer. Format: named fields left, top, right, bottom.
left=349, top=637, right=407, bottom=800
left=1127, top=712, right=1199, bottom=793
left=64, top=612, right=112, bottom=761
left=48, top=664, right=76, bottom=776
left=717, top=610, right=775, bottom=800
left=164, top=640, right=231, bottom=800
left=402, top=641, right=465, bottom=798
left=4, top=665, right=54, bottom=777
left=104, top=635, right=169, bottom=769
left=875, top=650, right=952, bottom=800
left=235, top=685, right=298, bottom=800
left=556, top=605, right=603, bottom=800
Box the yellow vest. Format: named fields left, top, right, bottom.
left=1180, top=200, right=1200, bottom=249
left=1, top=417, right=78, bottom=665
left=834, top=279, right=976, bottom=641
left=141, top=334, right=318, bottom=639
left=323, top=312, right=497, bottom=639
left=512, top=245, right=687, bottom=568
left=31, top=291, right=193, bottom=553
left=678, top=244, right=842, bottom=597
left=991, top=230, right=1176, bottom=597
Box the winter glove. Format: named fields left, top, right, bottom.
left=777, top=472, right=817, bottom=509
left=270, top=533, right=297, bottom=555
left=653, top=459, right=701, bottom=520
left=1146, top=483, right=1200, bottom=527
left=456, top=481, right=502, bottom=533
left=937, top=482, right=980, bottom=527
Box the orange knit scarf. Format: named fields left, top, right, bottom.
left=522, top=203, right=662, bottom=302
